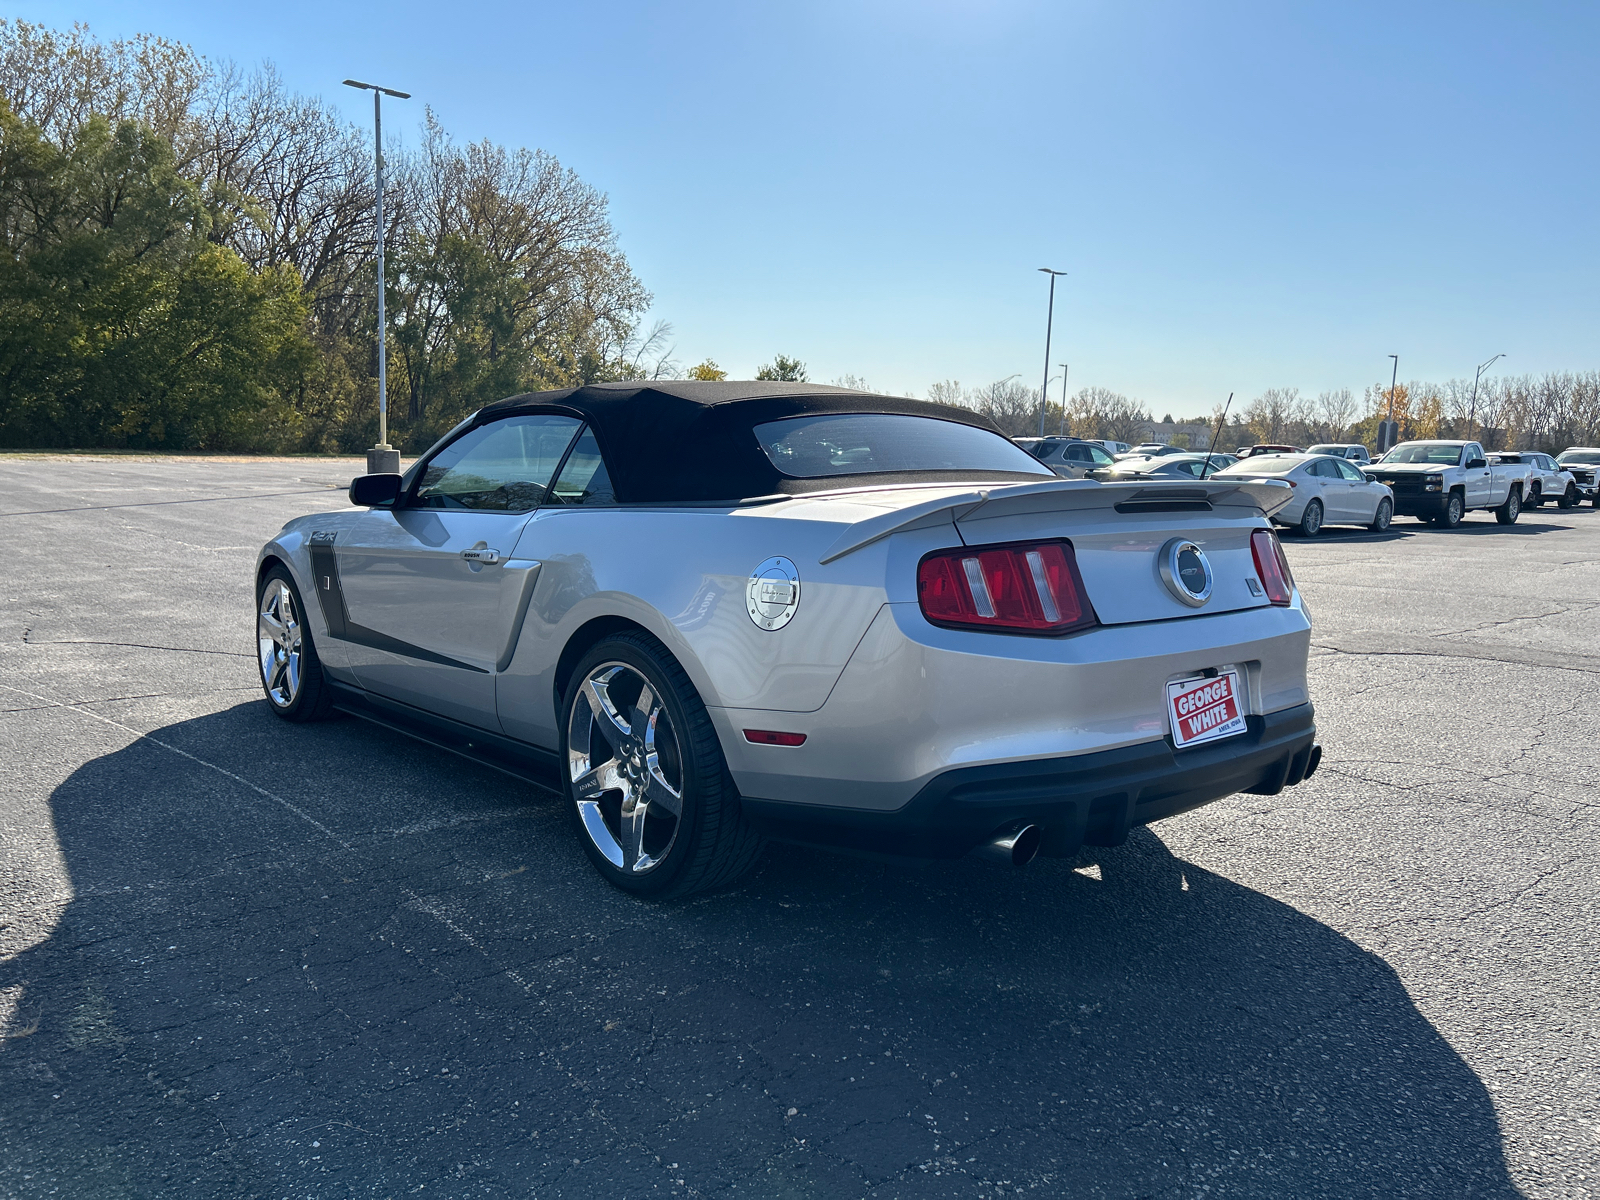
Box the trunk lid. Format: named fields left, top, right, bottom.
left=817, top=477, right=1294, bottom=626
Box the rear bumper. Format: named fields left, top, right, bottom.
left=741, top=703, right=1318, bottom=859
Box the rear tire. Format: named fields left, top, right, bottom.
left=1296, top=498, right=1324, bottom=537
left=256, top=566, right=336, bottom=722
left=560, top=632, right=764, bottom=899
left=1495, top=487, right=1521, bottom=525
left=1369, top=497, right=1393, bottom=532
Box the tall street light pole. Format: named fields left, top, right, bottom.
left=1057, top=362, right=1069, bottom=435
left=1037, top=268, right=1067, bottom=437
left=345, top=78, right=411, bottom=475
left=1468, top=353, right=1506, bottom=443
left=1380, top=354, right=1400, bottom=453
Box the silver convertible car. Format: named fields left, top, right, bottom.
left=255, top=382, right=1321, bottom=897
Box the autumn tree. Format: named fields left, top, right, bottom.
left=685, top=359, right=726, bottom=381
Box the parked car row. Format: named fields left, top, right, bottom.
left=1015, top=435, right=1600, bottom=535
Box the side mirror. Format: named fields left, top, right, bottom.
left=1466, top=458, right=1487, bottom=470
left=349, top=473, right=402, bottom=507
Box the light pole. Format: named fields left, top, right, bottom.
left=345, top=78, right=410, bottom=475
left=1037, top=267, right=1067, bottom=436
left=1057, top=362, right=1069, bottom=435
left=1380, top=353, right=1400, bottom=453
left=1468, top=353, right=1506, bottom=443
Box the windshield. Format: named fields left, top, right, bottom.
left=1380, top=443, right=1465, bottom=465
left=754, top=413, right=1053, bottom=480
left=1557, top=450, right=1600, bottom=465
left=1216, top=456, right=1303, bottom=476
left=1307, top=445, right=1351, bottom=456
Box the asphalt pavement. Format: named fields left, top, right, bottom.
left=1, top=455, right=1596, bottom=1199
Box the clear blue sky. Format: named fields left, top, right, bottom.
left=16, top=0, right=1600, bottom=411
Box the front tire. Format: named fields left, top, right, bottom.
left=1369, top=497, right=1393, bottom=532
left=560, top=632, right=763, bottom=898
left=1434, top=492, right=1465, bottom=528
left=1524, top=485, right=1541, bottom=510
left=1495, top=487, right=1521, bottom=525
left=1296, top=498, right=1324, bottom=536
left=256, top=567, right=336, bottom=722
left=1558, top=484, right=1576, bottom=509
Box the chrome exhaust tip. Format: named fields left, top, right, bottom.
left=973, top=824, right=1042, bottom=868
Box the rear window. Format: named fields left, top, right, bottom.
left=754, top=414, right=1053, bottom=480
left=1216, top=456, right=1303, bottom=476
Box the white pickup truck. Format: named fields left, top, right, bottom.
left=1362, top=440, right=1534, bottom=528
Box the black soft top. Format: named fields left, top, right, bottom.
left=473, top=381, right=1028, bottom=503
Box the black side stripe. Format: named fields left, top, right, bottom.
left=307, top=532, right=488, bottom=674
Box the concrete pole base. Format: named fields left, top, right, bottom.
left=366, top=445, right=401, bottom=475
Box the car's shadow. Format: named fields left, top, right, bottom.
left=1290, top=512, right=1587, bottom=544
left=1, top=705, right=1522, bottom=1198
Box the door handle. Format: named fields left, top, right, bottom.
left=461, top=548, right=500, bottom=564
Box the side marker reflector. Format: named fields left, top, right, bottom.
left=743, top=729, right=807, bottom=746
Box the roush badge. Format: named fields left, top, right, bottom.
left=1158, top=538, right=1213, bottom=607
left=746, top=557, right=801, bottom=631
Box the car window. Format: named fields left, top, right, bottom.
left=754, top=413, right=1052, bottom=479
left=1557, top=450, right=1600, bottom=465
left=1334, top=459, right=1365, bottom=481
left=1465, top=444, right=1484, bottom=463
left=1307, top=458, right=1339, bottom=477
left=412, top=414, right=582, bottom=512
left=546, top=426, right=618, bottom=506
left=1064, top=444, right=1090, bottom=462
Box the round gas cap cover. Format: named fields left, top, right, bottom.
left=1158, top=538, right=1213, bottom=607
left=747, top=557, right=801, bottom=630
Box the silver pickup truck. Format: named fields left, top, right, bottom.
left=1362, top=440, right=1534, bottom=527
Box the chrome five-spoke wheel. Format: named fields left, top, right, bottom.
left=258, top=578, right=303, bottom=709
left=567, top=662, right=685, bottom=875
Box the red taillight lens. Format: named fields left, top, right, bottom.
left=1250, top=528, right=1295, bottom=605
left=916, top=540, right=1098, bottom=635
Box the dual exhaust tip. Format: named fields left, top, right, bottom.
left=971, top=742, right=1323, bottom=870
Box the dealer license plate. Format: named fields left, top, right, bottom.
left=1166, top=670, right=1248, bottom=749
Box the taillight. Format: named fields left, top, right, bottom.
left=1250, top=528, right=1295, bottom=605
left=917, top=540, right=1098, bottom=635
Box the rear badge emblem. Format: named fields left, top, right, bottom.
left=747, top=557, right=801, bottom=631
left=1158, top=539, right=1213, bottom=607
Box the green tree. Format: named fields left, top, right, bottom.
left=756, top=354, right=806, bottom=381
left=0, top=102, right=310, bottom=448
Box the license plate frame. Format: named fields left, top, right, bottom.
left=1166, top=669, right=1248, bottom=750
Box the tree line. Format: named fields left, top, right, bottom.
left=5, top=22, right=1598, bottom=457
left=0, top=20, right=656, bottom=452
left=925, top=373, right=1600, bottom=455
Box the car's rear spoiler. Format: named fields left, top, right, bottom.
left=817, top=478, right=1294, bottom=564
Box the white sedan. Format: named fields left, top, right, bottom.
left=1215, top=454, right=1394, bottom=535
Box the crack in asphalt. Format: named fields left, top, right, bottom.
left=1311, top=639, right=1600, bottom=675
left=21, top=633, right=255, bottom=659
left=0, top=487, right=338, bottom=517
